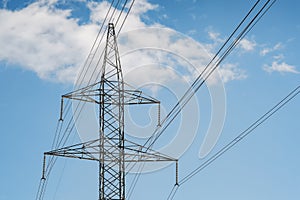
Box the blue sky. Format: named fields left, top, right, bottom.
left=0, top=0, right=299, bottom=200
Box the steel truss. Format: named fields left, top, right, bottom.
left=44, top=23, right=177, bottom=200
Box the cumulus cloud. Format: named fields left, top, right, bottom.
left=207, top=30, right=224, bottom=43
left=218, top=63, right=247, bottom=83
left=239, top=38, right=256, bottom=51
left=87, top=0, right=159, bottom=30
left=0, top=0, right=246, bottom=85
left=260, top=42, right=282, bottom=56
left=117, top=27, right=214, bottom=87
left=273, top=54, right=284, bottom=60
left=260, top=43, right=298, bottom=75
left=263, top=61, right=299, bottom=74
left=0, top=1, right=98, bottom=82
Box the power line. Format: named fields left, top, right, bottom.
left=124, top=0, right=277, bottom=197
left=144, top=0, right=275, bottom=150
left=167, top=85, right=300, bottom=199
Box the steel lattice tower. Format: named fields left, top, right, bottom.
left=43, top=23, right=177, bottom=200
left=98, top=22, right=126, bottom=199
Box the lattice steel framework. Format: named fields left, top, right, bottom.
left=43, top=23, right=177, bottom=200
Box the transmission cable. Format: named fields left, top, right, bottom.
left=127, top=0, right=264, bottom=197
left=167, top=85, right=300, bottom=200
left=142, top=0, right=261, bottom=148
left=126, top=0, right=275, bottom=198
left=145, top=0, right=274, bottom=150
left=117, top=0, right=136, bottom=36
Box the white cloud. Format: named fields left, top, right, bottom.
left=260, top=43, right=297, bottom=75
left=0, top=1, right=98, bottom=82
left=208, top=30, right=224, bottom=43
left=263, top=61, right=299, bottom=74
left=273, top=54, right=284, bottom=60
left=239, top=38, right=256, bottom=51
left=187, top=29, right=197, bottom=35
left=218, top=63, right=247, bottom=83
left=87, top=0, right=159, bottom=32
left=260, top=48, right=271, bottom=56
left=260, top=42, right=282, bottom=56
left=128, top=0, right=158, bottom=15
left=0, top=0, right=246, bottom=85
left=118, top=28, right=214, bottom=87
left=273, top=43, right=282, bottom=50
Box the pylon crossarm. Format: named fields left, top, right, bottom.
left=123, top=138, right=177, bottom=162
left=60, top=82, right=159, bottom=106
left=123, top=82, right=160, bottom=105
left=45, top=138, right=100, bottom=161
left=62, top=81, right=101, bottom=104
left=123, top=89, right=160, bottom=105
left=44, top=137, right=177, bottom=163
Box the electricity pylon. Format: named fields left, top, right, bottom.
left=42, top=23, right=177, bottom=200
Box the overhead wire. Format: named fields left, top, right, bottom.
left=117, top=0, right=135, bottom=36
left=115, top=0, right=129, bottom=26
left=167, top=184, right=179, bottom=200
left=167, top=85, right=300, bottom=199
left=126, top=0, right=276, bottom=197
left=144, top=0, right=273, bottom=149
left=127, top=0, right=277, bottom=198
left=159, top=0, right=260, bottom=128
left=126, top=162, right=146, bottom=199
left=126, top=0, right=263, bottom=197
